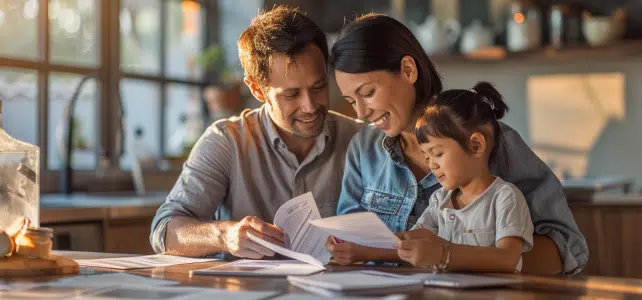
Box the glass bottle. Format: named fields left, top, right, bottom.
left=15, top=226, right=53, bottom=259
left=0, top=99, right=40, bottom=229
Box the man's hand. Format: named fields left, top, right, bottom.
left=223, top=216, right=285, bottom=259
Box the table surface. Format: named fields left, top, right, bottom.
left=4, top=251, right=642, bottom=299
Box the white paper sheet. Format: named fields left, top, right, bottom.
left=0, top=273, right=179, bottom=299
left=191, top=259, right=325, bottom=277
left=75, top=286, right=279, bottom=300
left=287, top=271, right=422, bottom=291
left=247, top=232, right=325, bottom=268
left=74, top=254, right=219, bottom=270
left=359, top=270, right=523, bottom=288
left=275, top=289, right=408, bottom=300
left=50, top=273, right=179, bottom=287
left=273, top=192, right=331, bottom=264
left=2, top=285, right=103, bottom=299
left=309, top=212, right=400, bottom=249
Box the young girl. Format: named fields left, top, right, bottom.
left=394, top=82, right=534, bottom=273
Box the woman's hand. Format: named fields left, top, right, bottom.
left=394, top=238, right=443, bottom=268
left=325, top=236, right=373, bottom=265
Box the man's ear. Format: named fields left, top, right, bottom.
left=469, top=132, right=487, bottom=157
left=244, top=76, right=266, bottom=103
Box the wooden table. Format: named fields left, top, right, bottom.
left=6, top=251, right=642, bottom=299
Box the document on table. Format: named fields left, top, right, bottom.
left=287, top=271, right=422, bottom=291
left=50, top=273, right=179, bottom=287
left=191, top=259, right=325, bottom=277
left=359, top=270, right=523, bottom=289
left=74, top=254, right=219, bottom=270
left=273, top=294, right=408, bottom=300
left=309, top=212, right=400, bottom=249
left=3, top=284, right=279, bottom=300
left=0, top=273, right=179, bottom=296
left=247, top=192, right=331, bottom=267
left=79, top=286, right=280, bottom=300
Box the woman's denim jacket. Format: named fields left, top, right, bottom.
left=336, top=123, right=589, bottom=275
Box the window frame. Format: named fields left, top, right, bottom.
left=0, top=0, right=218, bottom=193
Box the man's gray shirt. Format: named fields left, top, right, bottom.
left=150, top=105, right=362, bottom=254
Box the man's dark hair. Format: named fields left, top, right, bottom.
left=238, top=6, right=328, bottom=87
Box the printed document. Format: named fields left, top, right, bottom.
left=247, top=192, right=331, bottom=267
left=191, top=259, right=325, bottom=277
left=75, top=254, right=219, bottom=270
left=309, top=212, right=400, bottom=249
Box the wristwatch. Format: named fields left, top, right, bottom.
left=431, top=242, right=451, bottom=273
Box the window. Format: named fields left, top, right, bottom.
left=0, top=0, right=213, bottom=192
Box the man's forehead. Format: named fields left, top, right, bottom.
left=266, top=45, right=326, bottom=87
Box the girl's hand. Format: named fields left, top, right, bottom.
left=325, top=236, right=372, bottom=265
left=402, top=228, right=446, bottom=243
left=394, top=239, right=443, bottom=268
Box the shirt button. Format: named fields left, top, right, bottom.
left=449, top=215, right=455, bottom=221
left=409, top=184, right=415, bottom=188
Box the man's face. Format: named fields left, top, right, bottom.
left=260, top=44, right=329, bottom=140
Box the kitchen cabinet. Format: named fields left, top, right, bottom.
left=571, top=201, right=642, bottom=278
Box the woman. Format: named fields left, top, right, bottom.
left=326, top=13, right=588, bottom=275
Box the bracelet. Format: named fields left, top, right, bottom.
left=431, top=242, right=451, bottom=273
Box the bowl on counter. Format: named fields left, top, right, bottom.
left=582, top=9, right=626, bottom=47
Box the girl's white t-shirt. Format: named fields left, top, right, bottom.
left=412, top=177, right=534, bottom=272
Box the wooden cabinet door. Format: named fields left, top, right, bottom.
left=103, top=217, right=155, bottom=254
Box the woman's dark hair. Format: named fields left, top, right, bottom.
left=330, top=13, right=443, bottom=104
left=415, top=82, right=509, bottom=157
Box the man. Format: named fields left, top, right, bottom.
left=150, top=6, right=362, bottom=259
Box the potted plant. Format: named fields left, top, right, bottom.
left=196, top=44, right=243, bottom=121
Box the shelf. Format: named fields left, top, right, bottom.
left=431, top=40, right=642, bottom=65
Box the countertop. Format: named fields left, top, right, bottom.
left=40, top=191, right=168, bottom=224
left=37, top=188, right=642, bottom=225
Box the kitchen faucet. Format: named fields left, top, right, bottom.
left=60, top=73, right=125, bottom=194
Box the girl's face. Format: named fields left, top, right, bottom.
left=420, top=136, right=479, bottom=191
left=334, top=57, right=418, bottom=137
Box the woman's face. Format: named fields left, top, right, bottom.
left=335, top=58, right=418, bottom=137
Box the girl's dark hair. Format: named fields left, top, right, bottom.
left=415, top=82, right=509, bottom=156
left=330, top=13, right=443, bottom=104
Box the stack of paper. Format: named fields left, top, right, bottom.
left=74, top=254, right=219, bottom=270
left=360, top=270, right=523, bottom=289
left=286, top=271, right=422, bottom=297
left=272, top=294, right=408, bottom=300
left=0, top=273, right=279, bottom=300
left=190, top=259, right=325, bottom=277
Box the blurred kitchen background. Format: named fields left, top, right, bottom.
left=1, top=0, right=642, bottom=278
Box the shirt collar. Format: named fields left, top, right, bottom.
left=382, top=135, right=405, bottom=164
left=260, top=105, right=333, bottom=149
